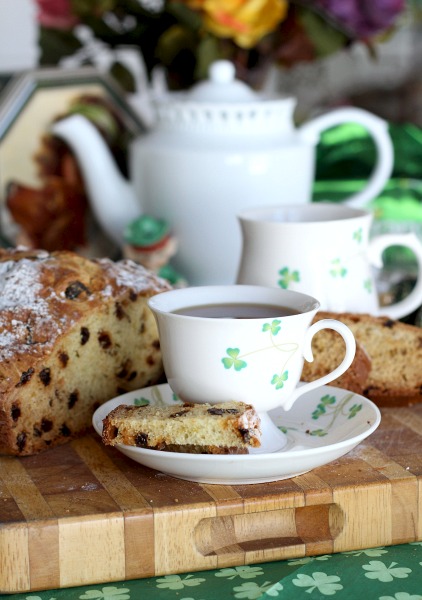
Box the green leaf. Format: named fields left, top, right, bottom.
left=195, top=35, right=223, bottom=80
left=166, top=1, right=203, bottom=30
left=38, top=27, right=83, bottom=65
left=299, top=8, right=348, bottom=57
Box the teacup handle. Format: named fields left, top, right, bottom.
left=299, top=107, right=394, bottom=208
left=368, top=232, right=422, bottom=320
left=284, top=319, right=356, bottom=411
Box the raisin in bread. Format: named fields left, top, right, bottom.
left=102, top=401, right=261, bottom=454
left=304, top=311, right=422, bottom=407
left=0, top=247, right=171, bottom=455
left=301, top=328, right=371, bottom=395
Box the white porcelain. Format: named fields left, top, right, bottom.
left=147, top=285, right=356, bottom=418
left=51, top=60, right=393, bottom=285
left=92, top=383, right=381, bottom=485
left=236, top=203, right=422, bottom=320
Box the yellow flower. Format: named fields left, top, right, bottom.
left=191, top=0, right=288, bottom=49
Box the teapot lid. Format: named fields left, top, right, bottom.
left=187, top=61, right=259, bottom=103
left=154, top=60, right=296, bottom=135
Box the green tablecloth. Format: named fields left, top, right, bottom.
left=3, top=543, right=422, bottom=599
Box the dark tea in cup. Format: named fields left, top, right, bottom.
left=173, top=303, right=299, bottom=319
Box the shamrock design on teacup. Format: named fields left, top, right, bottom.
left=221, top=319, right=298, bottom=392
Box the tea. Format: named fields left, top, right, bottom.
left=173, top=303, right=299, bottom=319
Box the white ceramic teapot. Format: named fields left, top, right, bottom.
left=52, top=60, right=394, bottom=285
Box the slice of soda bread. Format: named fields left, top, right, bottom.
left=102, top=401, right=261, bottom=454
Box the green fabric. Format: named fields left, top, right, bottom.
left=3, top=543, right=422, bottom=599
left=312, top=122, right=422, bottom=273
left=314, top=122, right=422, bottom=182
left=313, top=122, right=422, bottom=223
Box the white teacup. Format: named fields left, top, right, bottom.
left=148, top=285, right=356, bottom=452
left=236, top=203, right=422, bottom=320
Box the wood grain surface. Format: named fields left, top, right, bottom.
left=1, top=404, right=422, bottom=593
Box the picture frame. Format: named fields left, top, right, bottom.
left=0, top=66, right=145, bottom=254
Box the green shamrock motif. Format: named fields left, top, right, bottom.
left=134, top=397, right=150, bottom=406
left=379, top=594, right=422, bottom=600
left=220, top=319, right=297, bottom=386
left=222, top=348, right=247, bottom=371
left=364, top=278, right=373, bottom=293
left=233, top=580, right=283, bottom=598
left=329, top=258, right=347, bottom=278
left=215, top=566, right=264, bottom=580
left=271, top=370, right=288, bottom=390
left=79, top=587, right=131, bottom=599
left=353, top=227, right=363, bottom=243
left=343, top=547, right=388, bottom=557
left=288, top=555, right=331, bottom=565
left=308, top=428, right=328, bottom=437
left=155, top=574, right=206, bottom=590
left=309, top=393, right=361, bottom=436
left=292, top=572, right=343, bottom=595
left=312, top=394, right=336, bottom=419
left=278, top=266, right=300, bottom=289
left=262, top=319, right=281, bottom=335
left=362, top=561, right=411, bottom=582
left=134, top=388, right=180, bottom=407
left=348, top=403, right=362, bottom=418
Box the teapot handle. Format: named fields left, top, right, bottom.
left=299, top=107, right=394, bottom=208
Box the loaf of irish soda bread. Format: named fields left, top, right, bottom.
left=0, top=247, right=170, bottom=455
left=102, top=401, right=261, bottom=454
left=301, top=328, right=371, bottom=395
left=303, top=311, right=422, bottom=407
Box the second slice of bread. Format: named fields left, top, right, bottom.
left=302, top=311, right=422, bottom=407
left=301, top=329, right=371, bottom=395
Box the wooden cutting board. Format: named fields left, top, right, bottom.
left=1, top=404, right=422, bottom=594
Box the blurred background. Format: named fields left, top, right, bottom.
left=1, top=0, right=422, bottom=316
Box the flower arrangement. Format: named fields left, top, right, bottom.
left=36, top=0, right=407, bottom=90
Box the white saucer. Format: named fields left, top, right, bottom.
left=92, top=383, right=381, bottom=485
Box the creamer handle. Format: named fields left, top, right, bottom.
left=369, top=232, right=422, bottom=320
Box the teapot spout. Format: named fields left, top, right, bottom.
left=51, top=114, right=141, bottom=246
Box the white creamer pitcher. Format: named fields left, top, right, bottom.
left=236, top=203, right=422, bottom=320
left=52, top=60, right=394, bottom=285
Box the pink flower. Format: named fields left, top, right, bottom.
left=36, top=0, right=79, bottom=30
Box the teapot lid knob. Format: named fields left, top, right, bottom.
left=188, top=60, right=258, bottom=103
left=209, top=60, right=236, bottom=84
